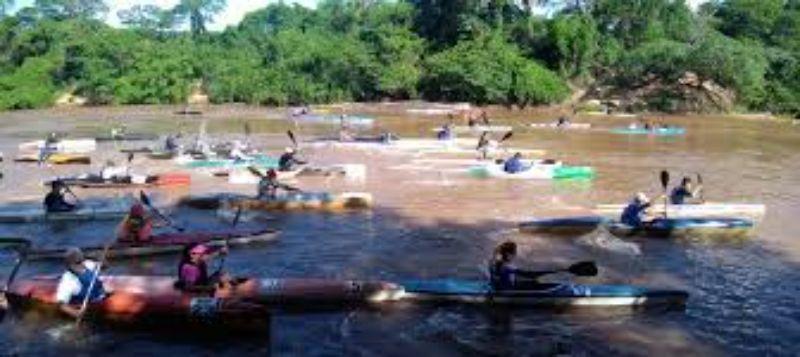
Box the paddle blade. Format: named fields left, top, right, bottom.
left=696, top=173, right=703, bottom=185
left=127, top=152, right=134, bottom=163
left=567, top=261, right=598, bottom=277
left=287, top=130, right=297, bottom=147
left=660, top=170, right=669, bottom=190
left=476, top=132, right=488, bottom=150
left=139, top=190, right=151, bottom=206
left=232, top=206, right=244, bottom=227
left=244, top=122, right=252, bottom=136
left=500, top=131, right=513, bottom=143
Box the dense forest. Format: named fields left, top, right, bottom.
left=0, top=0, right=798, bottom=116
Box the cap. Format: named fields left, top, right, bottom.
left=635, top=192, right=649, bottom=204
left=190, top=244, right=210, bottom=255
left=285, top=147, right=294, bottom=154
left=129, top=203, right=145, bottom=217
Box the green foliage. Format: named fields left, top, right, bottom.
left=421, top=35, right=568, bottom=106
left=0, top=0, right=796, bottom=113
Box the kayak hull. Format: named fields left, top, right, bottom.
left=95, top=133, right=159, bottom=142
left=226, top=193, right=373, bottom=212
left=400, top=280, right=687, bottom=309
left=53, top=173, right=191, bottom=189
left=610, top=127, right=686, bottom=136
left=24, top=228, right=279, bottom=260
left=519, top=216, right=754, bottom=239
left=18, top=139, right=97, bottom=154
left=593, top=203, right=766, bottom=220
left=0, top=202, right=133, bottom=223
left=470, top=162, right=595, bottom=180
left=15, top=153, right=92, bottom=165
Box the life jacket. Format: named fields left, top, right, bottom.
left=176, top=261, right=210, bottom=290
left=121, top=216, right=151, bottom=242
left=68, top=266, right=106, bottom=305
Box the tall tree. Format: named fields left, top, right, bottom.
left=0, top=0, right=14, bottom=17
left=172, top=0, right=227, bottom=37
left=34, top=0, right=108, bottom=20
left=118, top=5, right=175, bottom=34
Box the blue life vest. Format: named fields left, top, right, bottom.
left=620, top=202, right=647, bottom=227
left=69, top=267, right=106, bottom=305
left=670, top=187, right=691, bottom=204
left=503, top=157, right=525, bottom=174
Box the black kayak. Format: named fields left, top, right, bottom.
left=520, top=216, right=754, bottom=239
left=96, top=133, right=159, bottom=142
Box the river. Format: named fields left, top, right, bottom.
left=0, top=104, right=797, bottom=356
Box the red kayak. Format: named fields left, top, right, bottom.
left=25, top=228, right=280, bottom=260
left=6, top=275, right=405, bottom=321
left=6, top=275, right=269, bottom=332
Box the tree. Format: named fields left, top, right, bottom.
left=118, top=5, right=175, bottom=34
left=34, top=0, right=109, bottom=20
left=171, top=0, right=226, bottom=37
left=712, top=0, right=784, bottom=41
left=0, top=0, right=14, bottom=17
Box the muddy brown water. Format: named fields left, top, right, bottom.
left=0, top=104, right=798, bottom=356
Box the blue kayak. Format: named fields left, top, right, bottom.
left=401, top=279, right=688, bottom=308
left=519, top=216, right=753, bottom=239
left=610, top=127, right=686, bottom=136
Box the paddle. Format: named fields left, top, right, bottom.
left=287, top=130, right=298, bottom=149
left=499, top=131, right=514, bottom=143
left=139, top=191, right=185, bottom=232
left=660, top=170, right=670, bottom=218
left=518, top=261, right=598, bottom=280
left=0, top=239, right=31, bottom=320
left=61, top=181, right=84, bottom=207
left=75, top=238, right=115, bottom=327
left=247, top=166, right=301, bottom=193
left=476, top=132, right=489, bottom=151
left=696, top=173, right=705, bottom=203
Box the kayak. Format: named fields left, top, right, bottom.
left=14, top=153, right=91, bottom=165
left=593, top=203, right=767, bottom=220
left=179, top=155, right=279, bottom=169
left=6, top=275, right=403, bottom=319
left=0, top=200, right=133, bottom=223
left=226, top=168, right=303, bottom=184
left=147, top=151, right=178, bottom=160
left=298, top=164, right=366, bottom=179
left=469, top=162, right=595, bottom=180
left=610, top=127, right=686, bottom=136
left=292, top=114, right=375, bottom=126
left=224, top=193, right=374, bottom=212
left=400, top=279, right=688, bottom=309
left=529, top=123, right=592, bottom=130
left=519, top=216, right=755, bottom=239
left=95, top=133, right=159, bottom=142
left=23, top=228, right=279, bottom=260
left=431, top=126, right=513, bottom=133
left=18, top=139, right=96, bottom=154
left=50, top=173, right=191, bottom=189
left=6, top=276, right=269, bottom=332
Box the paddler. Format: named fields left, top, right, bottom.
left=229, top=140, right=253, bottom=161
left=164, top=134, right=179, bottom=153
left=55, top=247, right=109, bottom=317
left=43, top=180, right=77, bottom=213
left=489, top=241, right=546, bottom=290
left=278, top=147, right=305, bottom=172
left=670, top=177, right=702, bottom=204
left=176, top=243, right=231, bottom=292
left=117, top=202, right=163, bottom=243
left=503, top=152, right=525, bottom=174
left=257, top=169, right=299, bottom=199
left=436, top=123, right=454, bottom=141
left=620, top=192, right=655, bottom=227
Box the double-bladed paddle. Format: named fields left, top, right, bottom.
left=247, top=166, right=301, bottom=193
left=696, top=173, right=705, bottom=203
left=519, top=261, right=599, bottom=280
left=139, top=191, right=185, bottom=232
left=660, top=170, right=670, bottom=218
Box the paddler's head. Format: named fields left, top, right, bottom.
left=64, top=247, right=85, bottom=268
left=129, top=203, right=145, bottom=218
left=634, top=192, right=650, bottom=204
left=50, top=180, right=65, bottom=192
left=284, top=147, right=294, bottom=154
left=494, top=241, right=517, bottom=262
left=513, top=152, right=522, bottom=160
left=267, top=169, right=277, bottom=179
left=189, top=244, right=210, bottom=263
left=681, top=177, right=692, bottom=188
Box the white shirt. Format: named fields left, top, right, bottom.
left=55, top=260, right=103, bottom=304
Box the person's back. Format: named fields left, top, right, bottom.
left=669, top=177, right=695, bottom=204
left=257, top=170, right=280, bottom=199
left=43, top=183, right=75, bottom=213
left=503, top=154, right=524, bottom=174
left=620, top=193, right=651, bottom=227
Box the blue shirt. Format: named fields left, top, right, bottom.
left=503, top=157, right=525, bottom=173
left=670, top=186, right=692, bottom=204
left=436, top=128, right=452, bottom=141
left=620, top=202, right=649, bottom=227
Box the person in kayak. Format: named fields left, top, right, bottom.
left=164, top=134, right=179, bottom=153
left=55, top=247, right=108, bottom=317
left=503, top=152, right=526, bottom=174
left=117, top=202, right=164, bottom=243
left=620, top=192, right=655, bottom=227
left=257, top=169, right=300, bottom=199
left=436, top=124, right=454, bottom=140
left=176, top=243, right=231, bottom=292
left=278, top=147, right=306, bottom=172
left=489, top=241, right=547, bottom=290
left=670, top=177, right=702, bottom=204
left=43, top=180, right=77, bottom=213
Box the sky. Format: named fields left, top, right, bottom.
left=11, top=0, right=708, bottom=32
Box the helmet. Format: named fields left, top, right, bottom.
left=267, top=169, right=277, bottom=179
left=190, top=244, right=209, bottom=255
left=64, top=247, right=84, bottom=265
left=285, top=147, right=295, bottom=154
left=635, top=192, right=649, bottom=204
left=129, top=203, right=146, bottom=217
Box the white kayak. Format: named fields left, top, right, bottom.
left=226, top=168, right=303, bottom=184
left=432, top=126, right=513, bottom=133
left=593, top=203, right=767, bottom=220
left=529, top=123, right=592, bottom=130
left=470, top=161, right=596, bottom=180
left=18, top=139, right=97, bottom=154
left=0, top=200, right=134, bottom=223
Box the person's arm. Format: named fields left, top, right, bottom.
left=55, top=273, right=82, bottom=317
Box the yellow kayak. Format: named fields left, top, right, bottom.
left=14, top=153, right=92, bottom=165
